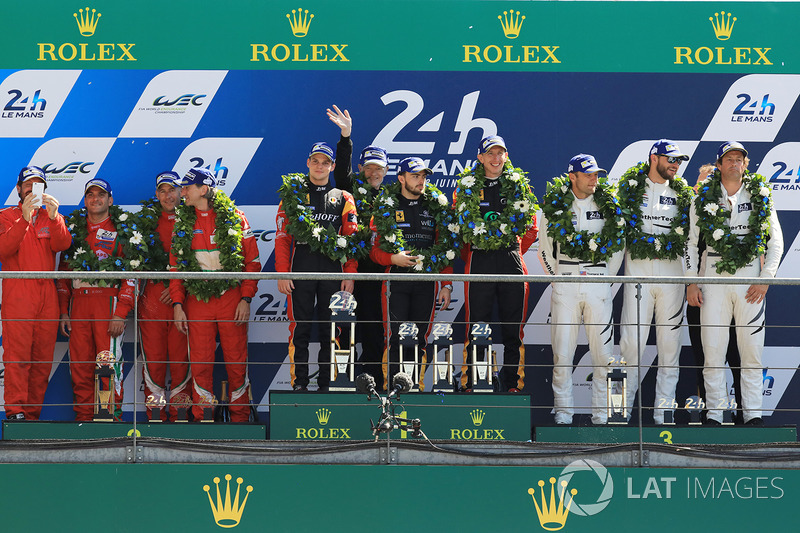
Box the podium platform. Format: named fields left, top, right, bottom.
left=1, top=421, right=266, bottom=440
left=535, top=425, right=797, bottom=444
left=270, top=391, right=532, bottom=441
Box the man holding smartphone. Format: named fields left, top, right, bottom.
left=0, top=166, right=72, bottom=420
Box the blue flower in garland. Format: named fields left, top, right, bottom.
left=468, top=222, right=476, bottom=229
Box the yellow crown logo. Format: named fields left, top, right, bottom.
left=286, top=8, right=314, bottom=37
left=709, top=11, right=736, bottom=41
left=316, top=408, right=331, bottom=425
left=469, top=409, right=485, bottom=426
left=73, top=7, right=101, bottom=37
left=204, top=474, right=253, bottom=529
left=498, top=10, right=525, bottom=39
left=528, top=478, right=577, bottom=532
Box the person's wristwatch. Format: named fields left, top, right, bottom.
left=241, top=297, right=252, bottom=304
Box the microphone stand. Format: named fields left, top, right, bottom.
left=362, top=383, right=422, bottom=442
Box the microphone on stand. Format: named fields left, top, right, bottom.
left=356, top=373, right=379, bottom=399
left=389, top=372, right=413, bottom=399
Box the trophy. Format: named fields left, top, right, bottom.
left=199, top=391, right=217, bottom=422
left=146, top=393, right=166, bottom=422
left=93, top=350, right=116, bottom=421
left=468, top=322, right=494, bottom=392
left=398, top=322, right=420, bottom=391
left=171, top=392, right=193, bottom=422
left=606, top=367, right=628, bottom=425
left=431, top=322, right=454, bottom=392
left=328, top=291, right=357, bottom=391
left=686, top=395, right=705, bottom=425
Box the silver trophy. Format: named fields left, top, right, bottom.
left=431, top=322, right=454, bottom=392
left=398, top=322, right=420, bottom=391
left=606, top=367, right=628, bottom=424
left=469, top=322, right=494, bottom=392
left=328, top=291, right=358, bottom=391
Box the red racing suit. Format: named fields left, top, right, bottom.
left=275, top=181, right=358, bottom=390
left=57, top=216, right=135, bottom=421
left=169, top=206, right=260, bottom=422
left=0, top=204, right=71, bottom=419
left=139, top=210, right=189, bottom=421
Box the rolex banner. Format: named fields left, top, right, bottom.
left=0, top=463, right=794, bottom=531
left=0, top=1, right=799, bottom=430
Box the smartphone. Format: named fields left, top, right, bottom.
left=31, top=182, right=44, bottom=207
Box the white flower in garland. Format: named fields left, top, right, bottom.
left=130, top=231, right=143, bottom=245
left=458, top=203, right=466, bottom=212
left=69, top=224, right=75, bottom=231
left=500, top=223, right=508, bottom=234
left=228, top=227, right=238, bottom=236
left=447, top=223, right=460, bottom=234
left=561, top=185, right=569, bottom=193
left=414, top=262, right=423, bottom=272
left=675, top=227, right=684, bottom=235
left=704, top=203, right=719, bottom=216
left=513, top=200, right=530, bottom=212
left=130, top=259, right=141, bottom=268
left=358, top=187, right=368, bottom=195
left=75, top=247, right=85, bottom=256
left=654, top=240, right=662, bottom=252
left=446, top=250, right=456, bottom=260
left=553, top=210, right=563, bottom=216
left=510, top=172, right=521, bottom=181
left=336, top=236, right=347, bottom=248
left=628, top=179, right=639, bottom=187
left=383, top=197, right=395, bottom=207
left=473, top=222, right=487, bottom=235
left=118, top=213, right=128, bottom=222
left=460, top=176, right=476, bottom=188
left=312, top=226, right=323, bottom=240
left=617, top=218, right=625, bottom=226
left=712, top=228, right=725, bottom=241
left=436, top=194, right=448, bottom=207
left=386, top=233, right=397, bottom=243
left=589, top=240, right=598, bottom=251
left=759, top=186, right=770, bottom=197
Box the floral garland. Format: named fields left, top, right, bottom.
left=541, top=174, right=626, bottom=263
left=171, top=189, right=244, bottom=302
left=132, top=197, right=171, bottom=284
left=372, top=181, right=458, bottom=272
left=454, top=160, right=538, bottom=249
left=278, top=173, right=368, bottom=263
left=63, top=204, right=147, bottom=287
left=617, top=162, right=694, bottom=260
left=694, top=169, right=772, bottom=275
left=348, top=172, right=379, bottom=260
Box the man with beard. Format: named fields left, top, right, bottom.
left=617, top=140, right=693, bottom=424
left=687, top=142, right=783, bottom=426
left=370, top=157, right=453, bottom=388
left=0, top=166, right=71, bottom=420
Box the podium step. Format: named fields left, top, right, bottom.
left=535, top=425, right=797, bottom=444
left=2, top=421, right=266, bottom=441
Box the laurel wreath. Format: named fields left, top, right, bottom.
left=541, top=174, right=626, bottom=263
left=132, top=197, right=171, bottom=284
left=63, top=204, right=146, bottom=287
left=372, top=181, right=458, bottom=273
left=278, top=173, right=368, bottom=263
left=171, top=189, right=244, bottom=302
left=454, top=160, right=538, bottom=249
left=617, top=162, right=694, bottom=260
left=694, top=169, right=772, bottom=275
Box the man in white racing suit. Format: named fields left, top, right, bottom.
left=539, top=154, right=624, bottom=425
left=617, top=140, right=692, bottom=424
left=686, top=141, right=783, bottom=426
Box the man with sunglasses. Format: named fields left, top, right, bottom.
left=617, top=140, right=693, bottom=424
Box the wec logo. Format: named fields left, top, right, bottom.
left=152, top=94, right=206, bottom=107
left=42, top=161, right=94, bottom=175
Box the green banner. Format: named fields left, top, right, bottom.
left=0, top=463, right=794, bottom=531
left=1, top=1, right=796, bottom=72
left=269, top=392, right=532, bottom=441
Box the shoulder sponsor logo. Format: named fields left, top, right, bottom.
left=37, top=7, right=136, bottom=62
left=463, top=10, right=560, bottom=64
left=674, top=12, right=772, bottom=66
left=251, top=8, right=349, bottom=63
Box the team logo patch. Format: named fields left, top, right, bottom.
left=395, top=210, right=405, bottom=222
left=96, top=229, right=117, bottom=241
left=738, top=202, right=753, bottom=212
left=586, top=211, right=603, bottom=220
left=660, top=196, right=677, bottom=205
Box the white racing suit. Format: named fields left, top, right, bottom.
left=619, top=177, right=688, bottom=424
left=539, top=195, right=624, bottom=424
left=687, top=181, right=783, bottom=423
